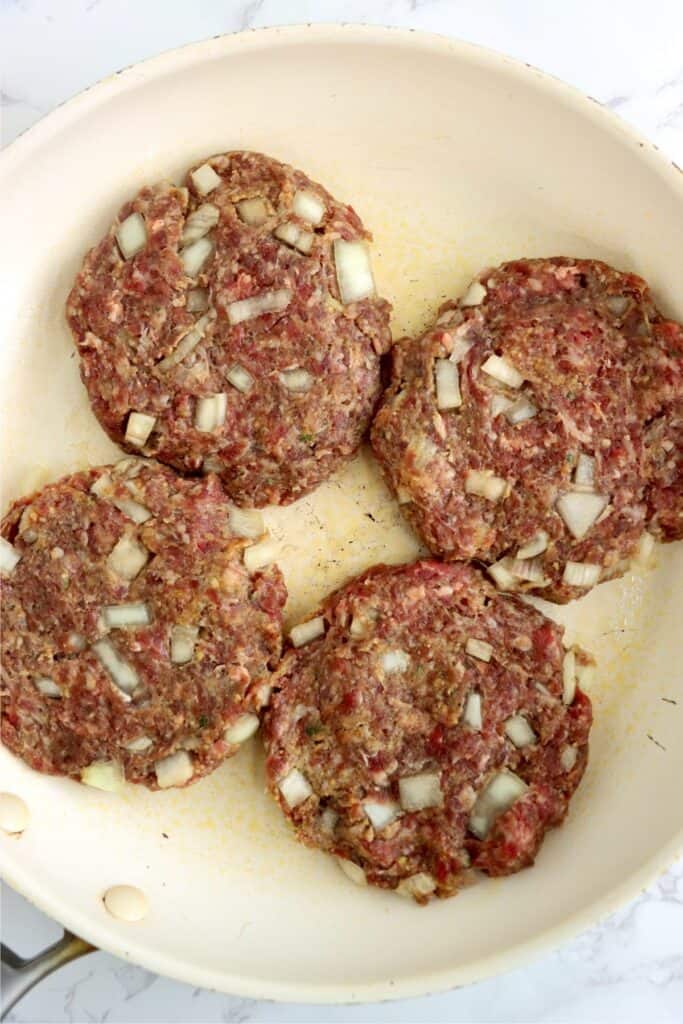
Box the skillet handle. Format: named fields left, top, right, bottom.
left=1, top=931, right=95, bottom=1020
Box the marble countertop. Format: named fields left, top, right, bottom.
left=1, top=1, right=682, bottom=1021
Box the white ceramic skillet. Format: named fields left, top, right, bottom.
left=0, top=24, right=682, bottom=1009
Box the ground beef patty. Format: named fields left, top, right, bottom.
left=264, top=560, right=592, bottom=903
left=66, top=151, right=392, bottom=507
left=371, top=258, right=683, bottom=602
left=0, top=460, right=286, bottom=790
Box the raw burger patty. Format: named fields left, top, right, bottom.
left=264, top=560, right=592, bottom=903
left=67, top=151, right=392, bottom=507
left=0, top=460, right=286, bottom=790
left=371, top=258, right=683, bottom=602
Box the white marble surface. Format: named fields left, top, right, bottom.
left=1, top=0, right=682, bottom=1021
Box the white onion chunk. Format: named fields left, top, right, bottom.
left=279, top=768, right=313, bottom=808
left=191, top=163, right=221, bottom=196
left=116, top=213, right=146, bottom=260
left=469, top=771, right=528, bottom=839
left=290, top=616, right=325, bottom=648
left=399, top=772, right=443, bottom=811
left=334, top=239, right=375, bottom=304
left=228, top=288, right=291, bottom=325
left=0, top=538, right=21, bottom=575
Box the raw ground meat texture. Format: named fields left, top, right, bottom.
left=66, top=151, right=392, bottom=507
left=264, top=560, right=592, bottom=903
left=371, top=258, right=683, bottom=602
left=0, top=459, right=286, bottom=790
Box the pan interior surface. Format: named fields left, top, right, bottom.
left=0, top=26, right=681, bottom=1003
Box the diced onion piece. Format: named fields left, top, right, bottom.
left=562, top=649, right=577, bottom=705
left=507, top=556, right=546, bottom=583
left=465, top=469, right=509, bottom=502
left=334, top=239, right=375, bottom=304
left=292, top=189, right=325, bottom=225
left=124, top=736, right=153, bottom=753
left=243, top=537, right=279, bottom=573
left=505, top=395, right=537, bottom=424
left=561, top=745, right=578, bottom=771
left=90, top=473, right=112, bottom=497
left=236, top=196, right=268, bottom=226
left=606, top=294, right=629, bottom=315
left=280, top=368, right=314, bottom=393
left=102, top=602, right=151, bottom=629
left=93, top=639, right=138, bottom=697
left=490, top=393, right=514, bottom=417
left=115, top=212, right=147, bottom=260
left=556, top=492, right=608, bottom=540
left=228, top=288, right=291, bottom=325
left=226, top=363, right=253, bottom=393
left=505, top=714, right=537, bottom=748
left=290, top=616, right=325, bottom=647
left=186, top=287, right=209, bottom=313
left=435, top=358, right=462, bottom=410
left=363, top=799, right=401, bottom=831
left=274, top=221, right=313, bottom=254
left=195, top=393, right=227, bottom=432
left=170, top=625, right=198, bottom=665
left=460, top=280, right=487, bottom=307
left=180, top=236, right=213, bottom=277
left=320, top=807, right=339, bottom=834
left=181, top=203, right=219, bottom=246
left=81, top=760, right=124, bottom=792
left=112, top=497, right=152, bottom=525
left=337, top=857, right=366, bottom=886
left=562, top=560, right=601, bottom=588
left=229, top=507, right=264, bottom=539
left=107, top=535, right=149, bottom=580
left=468, top=770, right=528, bottom=839
left=409, top=435, right=437, bottom=469
left=68, top=632, right=86, bottom=652
left=124, top=411, right=156, bottom=448
left=516, top=531, right=548, bottom=559
left=458, top=692, right=481, bottom=733
left=349, top=616, right=366, bottom=637
left=0, top=537, right=21, bottom=575
left=224, top=713, right=260, bottom=745
left=466, top=637, right=493, bottom=662
left=574, top=453, right=596, bottom=490
left=462, top=691, right=482, bottom=730
left=449, top=340, right=474, bottom=369
left=487, top=557, right=518, bottom=591
left=158, top=313, right=212, bottom=371
left=397, top=872, right=437, bottom=899
left=113, top=457, right=143, bottom=477
left=250, top=682, right=274, bottom=716
left=191, top=163, right=221, bottom=196
left=481, top=354, right=524, bottom=388
left=381, top=649, right=410, bottom=673
left=279, top=768, right=313, bottom=808
left=35, top=676, right=61, bottom=698
left=399, top=772, right=443, bottom=812
left=633, top=530, right=656, bottom=567
left=155, top=750, right=193, bottom=789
